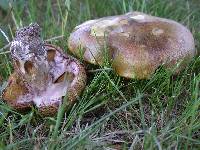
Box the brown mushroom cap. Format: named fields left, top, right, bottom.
left=68, top=12, right=195, bottom=79
left=2, top=44, right=86, bottom=116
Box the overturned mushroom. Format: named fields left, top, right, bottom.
left=68, top=12, right=195, bottom=79
left=2, top=23, right=86, bottom=116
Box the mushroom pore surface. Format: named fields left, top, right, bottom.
left=2, top=23, right=86, bottom=116
left=68, top=12, right=195, bottom=79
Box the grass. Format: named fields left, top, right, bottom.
left=0, top=0, right=200, bottom=149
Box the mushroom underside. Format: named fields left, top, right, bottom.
left=3, top=44, right=86, bottom=116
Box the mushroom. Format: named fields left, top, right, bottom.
left=2, top=23, right=86, bottom=116
left=68, top=12, right=195, bottom=79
